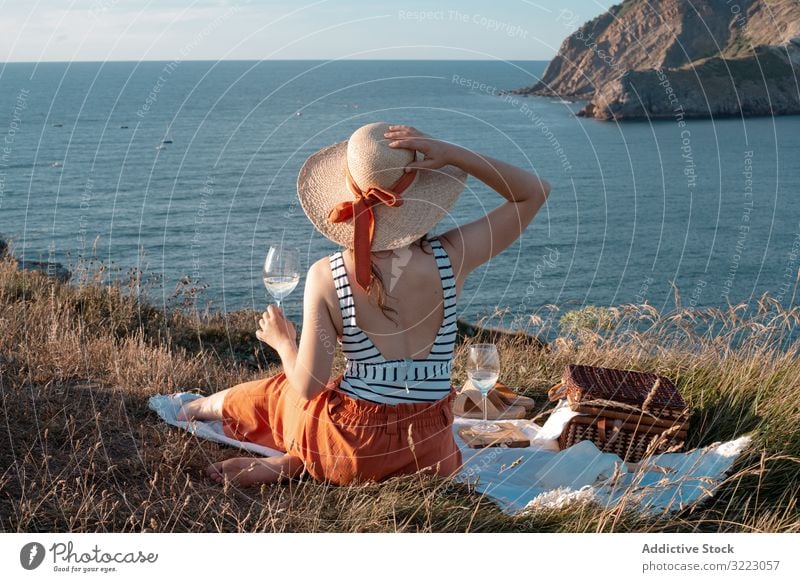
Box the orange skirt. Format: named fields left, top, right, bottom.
left=220, top=371, right=463, bottom=485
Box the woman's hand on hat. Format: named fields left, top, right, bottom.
left=256, top=304, right=297, bottom=351
left=385, top=125, right=458, bottom=172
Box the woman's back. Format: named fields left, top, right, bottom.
left=327, top=236, right=458, bottom=404
left=330, top=236, right=458, bottom=360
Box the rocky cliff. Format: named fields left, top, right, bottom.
left=514, top=0, right=800, bottom=120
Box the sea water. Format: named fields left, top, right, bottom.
left=1, top=60, right=799, bottom=336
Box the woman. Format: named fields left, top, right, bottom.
left=177, top=122, right=550, bottom=487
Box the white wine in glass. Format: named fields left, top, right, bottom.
left=262, top=246, right=300, bottom=309
left=467, top=343, right=501, bottom=434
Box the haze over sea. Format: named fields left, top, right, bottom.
left=2, top=60, right=799, bottom=332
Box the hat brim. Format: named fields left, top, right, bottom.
left=297, top=140, right=468, bottom=251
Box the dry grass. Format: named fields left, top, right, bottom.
left=1, top=254, right=799, bottom=532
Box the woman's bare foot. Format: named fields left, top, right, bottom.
left=204, top=454, right=303, bottom=487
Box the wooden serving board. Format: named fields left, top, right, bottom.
left=457, top=422, right=530, bottom=449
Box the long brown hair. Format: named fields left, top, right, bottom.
left=354, top=232, right=433, bottom=326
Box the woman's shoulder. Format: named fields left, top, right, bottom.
left=309, top=255, right=336, bottom=279
left=305, top=256, right=342, bottom=320
left=430, top=233, right=459, bottom=262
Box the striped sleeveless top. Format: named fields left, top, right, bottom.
left=328, top=237, right=458, bottom=405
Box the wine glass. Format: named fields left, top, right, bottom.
left=467, top=343, right=501, bottom=434
left=262, top=245, right=300, bottom=309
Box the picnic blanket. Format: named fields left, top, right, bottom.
left=148, top=391, right=753, bottom=516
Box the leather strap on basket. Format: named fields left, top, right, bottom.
left=597, top=417, right=607, bottom=444
left=548, top=381, right=567, bottom=402
left=596, top=417, right=623, bottom=445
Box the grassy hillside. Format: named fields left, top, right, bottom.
left=1, top=254, right=798, bottom=532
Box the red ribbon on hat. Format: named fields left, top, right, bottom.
left=326, top=165, right=417, bottom=292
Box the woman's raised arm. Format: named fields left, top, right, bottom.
left=385, top=125, right=550, bottom=286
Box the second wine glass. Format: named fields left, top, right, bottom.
left=467, top=343, right=501, bottom=434
left=262, top=245, right=300, bottom=309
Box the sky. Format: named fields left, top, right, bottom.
left=0, top=0, right=618, bottom=62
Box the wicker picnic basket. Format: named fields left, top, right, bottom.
left=547, top=364, right=691, bottom=462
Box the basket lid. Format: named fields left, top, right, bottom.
left=562, top=364, right=687, bottom=412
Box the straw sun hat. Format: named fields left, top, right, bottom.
left=297, top=121, right=468, bottom=291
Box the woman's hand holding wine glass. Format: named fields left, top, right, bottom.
left=256, top=304, right=297, bottom=351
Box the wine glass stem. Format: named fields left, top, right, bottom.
left=276, top=298, right=281, bottom=309
left=483, top=393, right=488, bottom=425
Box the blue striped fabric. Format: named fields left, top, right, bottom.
left=328, top=237, right=458, bottom=405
